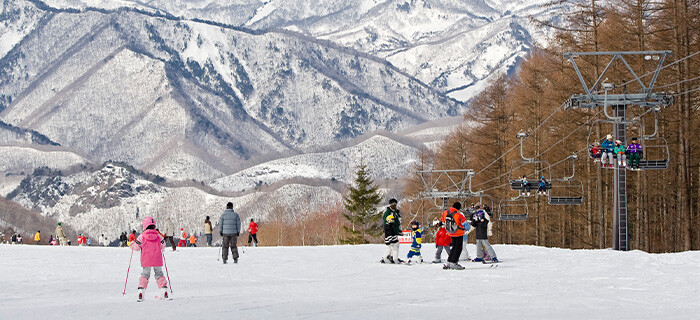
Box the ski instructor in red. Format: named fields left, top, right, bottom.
left=219, top=202, right=242, bottom=264
left=441, top=202, right=467, bottom=270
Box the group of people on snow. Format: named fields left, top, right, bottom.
left=590, top=135, right=644, bottom=169
left=380, top=199, right=498, bottom=270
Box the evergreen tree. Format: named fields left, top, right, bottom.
left=341, top=161, right=383, bottom=244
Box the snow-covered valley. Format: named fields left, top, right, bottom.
left=1, top=243, right=699, bottom=319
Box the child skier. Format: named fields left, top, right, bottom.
left=470, top=208, right=498, bottom=263
left=406, top=221, right=423, bottom=264
left=433, top=220, right=452, bottom=263
left=130, top=216, right=171, bottom=302
left=459, top=211, right=476, bottom=262
left=614, top=140, right=627, bottom=167
left=590, top=142, right=602, bottom=162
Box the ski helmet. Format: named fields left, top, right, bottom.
left=410, top=220, right=420, bottom=228
left=141, top=216, right=156, bottom=231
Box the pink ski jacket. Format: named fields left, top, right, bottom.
left=130, top=229, right=166, bottom=267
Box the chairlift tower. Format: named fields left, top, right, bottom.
left=416, top=169, right=477, bottom=210
left=563, top=51, right=674, bottom=251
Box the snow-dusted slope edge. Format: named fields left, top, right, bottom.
left=2, top=244, right=699, bottom=319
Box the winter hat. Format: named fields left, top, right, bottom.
left=389, top=198, right=398, bottom=204
left=607, top=134, right=613, bottom=140
left=452, top=202, right=461, bottom=210
left=141, top=216, right=156, bottom=231
left=57, top=222, right=61, bottom=226
left=615, top=140, right=622, bottom=144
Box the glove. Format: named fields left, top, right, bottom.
left=220, top=232, right=223, bottom=237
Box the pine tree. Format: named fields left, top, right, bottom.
left=341, top=161, right=383, bottom=244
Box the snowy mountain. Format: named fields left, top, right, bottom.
left=0, top=0, right=557, bottom=236
left=7, top=162, right=343, bottom=240
left=2, top=244, right=699, bottom=319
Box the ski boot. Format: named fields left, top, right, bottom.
left=161, top=287, right=172, bottom=300
left=234, top=258, right=238, bottom=264
left=137, top=288, right=145, bottom=302
left=448, top=262, right=465, bottom=270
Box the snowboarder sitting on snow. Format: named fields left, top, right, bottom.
left=381, top=198, right=403, bottom=264
left=406, top=220, right=422, bottom=264
left=470, top=209, right=498, bottom=263
left=433, top=220, right=452, bottom=263
left=130, top=216, right=170, bottom=302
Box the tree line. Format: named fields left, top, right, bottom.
left=403, top=0, right=700, bottom=253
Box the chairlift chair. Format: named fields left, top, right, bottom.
left=635, top=111, right=669, bottom=170
left=498, top=196, right=529, bottom=221
left=508, top=130, right=552, bottom=196
left=548, top=155, right=584, bottom=205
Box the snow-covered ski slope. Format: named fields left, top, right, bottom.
left=2, top=244, right=699, bottom=319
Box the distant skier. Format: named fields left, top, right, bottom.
left=56, top=222, right=67, bottom=246
left=48, top=235, right=54, bottom=245
left=470, top=208, right=498, bottom=263
left=178, top=229, right=187, bottom=248
left=34, top=230, right=41, bottom=245
left=120, top=232, right=128, bottom=247
left=406, top=220, right=423, bottom=264
left=441, top=202, right=467, bottom=270
left=130, top=216, right=170, bottom=302
left=17, top=234, right=22, bottom=244
left=381, top=198, right=403, bottom=264
left=128, top=230, right=137, bottom=246
left=219, top=202, right=241, bottom=264
left=188, top=234, right=197, bottom=247
left=11, top=233, right=17, bottom=244
left=204, top=216, right=213, bottom=247
left=248, top=218, right=259, bottom=247
left=432, top=220, right=451, bottom=263
left=537, top=177, right=549, bottom=196
left=163, top=217, right=176, bottom=251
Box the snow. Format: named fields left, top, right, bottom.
left=2, top=243, right=699, bottom=319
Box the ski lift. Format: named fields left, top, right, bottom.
left=463, top=192, right=495, bottom=219
left=498, top=196, right=528, bottom=221
left=508, top=131, right=551, bottom=196
left=548, top=155, right=584, bottom=205
left=637, top=110, right=670, bottom=170
left=586, top=118, right=643, bottom=169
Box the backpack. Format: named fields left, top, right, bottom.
left=444, top=210, right=464, bottom=234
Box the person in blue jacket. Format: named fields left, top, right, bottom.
left=406, top=220, right=422, bottom=264
left=601, top=134, right=615, bottom=168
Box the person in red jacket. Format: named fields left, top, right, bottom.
left=441, top=202, right=467, bottom=270
left=247, top=218, right=259, bottom=247
left=178, top=229, right=188, bottom=247
left=432, top=221, right=452, bottom=263
left=128, top=230, right=137, bottom=246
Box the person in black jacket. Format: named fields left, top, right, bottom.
left=470, top=208, right=498, bottom=263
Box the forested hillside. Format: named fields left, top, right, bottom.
left=405, top=0, right=700, bottom=253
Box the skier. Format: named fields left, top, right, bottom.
left=381, top=199, right=403, bottom=264
left=470, top=208, right=498, bottom=263
left=34, top=230, right=40, bottom=245
left=56, top=222, right=67, bottom=246
left=590, top=141, right=602, bottom=163
left=459, top=217, right=475, bottom=262
left=219, top=202, right=241, bottom=264
left=120, top=232, right=128, bottom=247
left=178, top=229, right=187, bottom=248
left=188, top=234, right=197, bottom=247
left=406, top=220, right=422, bottom=264
left=519, top=175, right=531, bottom=196
left=11, top=233, right=17, bottom=244
left=48, top=235, right=54, bottom=245
left=381, top=204, right=401, bottom=264
left=601, top=135, right=615, bottom=168
left=128, top=230, right=137, bottom=246
left=537, top=177, right=549, bottom=196
left=17, top=234, right=22, bottom=244
left=627, top=137, right=643, bottom=170
left=204, top=216, right=213, bottom=247
left=247, top=218, right=259, bottom=247
left=441, top=202, right=467, bottom=270
left=432, top=220, right=452, bottom=263
left=163, top=217, right=176, bottom=251
left=614, top=140, right=627, bottom=167
left=130, top=216, right=170, bottom=302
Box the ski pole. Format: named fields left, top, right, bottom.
left=122, top=249, right=134, bottom=295
left=162, top=252, right=173, bottom=294
left=217, top=245, right=222, bottom=261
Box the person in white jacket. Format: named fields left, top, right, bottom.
left=163, top=217, right=176, bottom=251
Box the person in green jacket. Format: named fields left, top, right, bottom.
left=381, top=198, right=404, bottom=263
left=613, top=140, right=627, bottom=167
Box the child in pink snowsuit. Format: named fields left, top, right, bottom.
left=130, top=216, right=170, bottom=301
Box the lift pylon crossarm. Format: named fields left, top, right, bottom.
left=416, top=169, right=478, bottom=201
